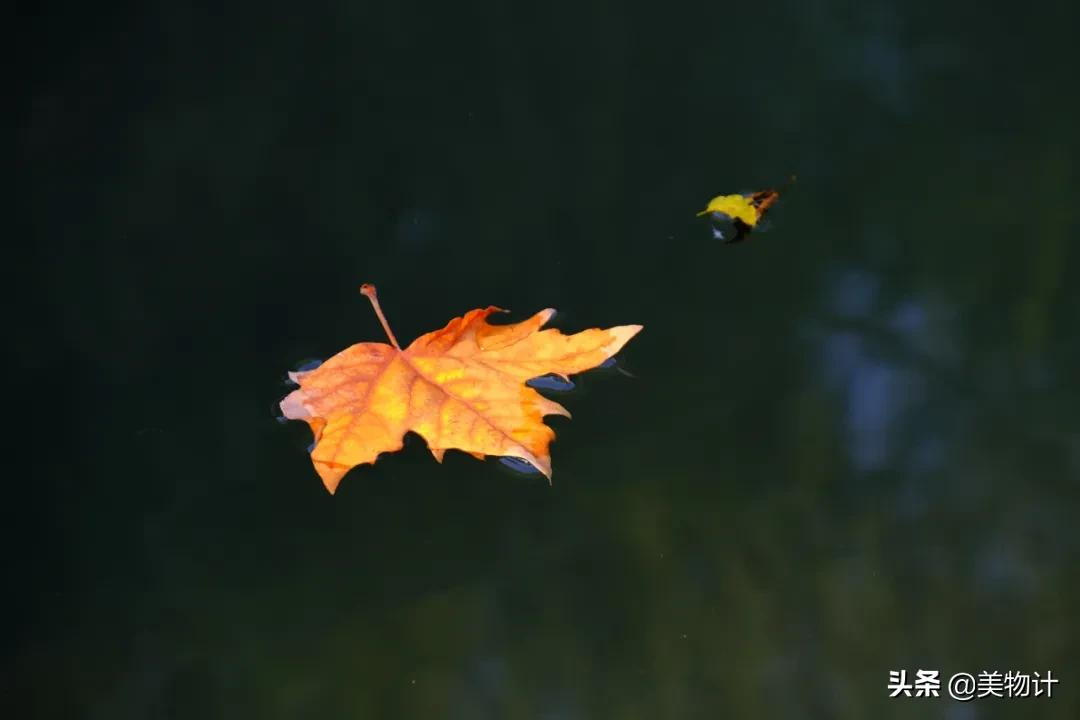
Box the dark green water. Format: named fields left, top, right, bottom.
left=16, top=1, right=1078, bottom=718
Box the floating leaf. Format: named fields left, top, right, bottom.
left=696, top=176, right=794, bottom=244
left=279, top=284, right=642, bottom=493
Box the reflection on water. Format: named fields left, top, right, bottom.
left=706, top=211, right=738, bottom=242
left=497, top=455, right=544, bottom=476
left=20, top=0, right=1080, bottom=717
left=286, top=358, right=323, bottom=385
left=825, top=267, right=879, bottom=319
left=811, top=266, right=963, bottom=475
left=526, top=374, right=576, bottom=392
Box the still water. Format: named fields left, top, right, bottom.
left=17, top=1, right=1078, bottom=718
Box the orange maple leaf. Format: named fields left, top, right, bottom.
left=279, top=284, right=643, bottom=493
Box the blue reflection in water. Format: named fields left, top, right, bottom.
left=823, top=330, right=927, bottom=474
left=600, top=356, right=637, bottom=378
left=889, top=298, right=926, bottom=338
left=826, top=267, right=879, bottom=318
left=526, top=374, right=576, bottom=392
left=271, top=396, right=295, bottom=424
left=525, top=358, right=632, bottom=392
left=816, top=267, right=949, bottom=475
left=846, top=360, right=910, bottom=472
left=707, top=212, right=737, bottom=242
left=822, top=331, right=863, bottom=390
left=498, top=456, right=543, bottom=476
left=290, top=358, right=323, bottom=377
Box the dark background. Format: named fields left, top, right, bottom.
left=14, top=1, right=1078, bottom=718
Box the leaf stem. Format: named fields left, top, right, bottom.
left=360, top=283, right=401, bottom=350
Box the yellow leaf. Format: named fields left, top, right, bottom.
left=696, top=180, right=792, bottom=244
left=695, top=193, right=762, bottom=226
